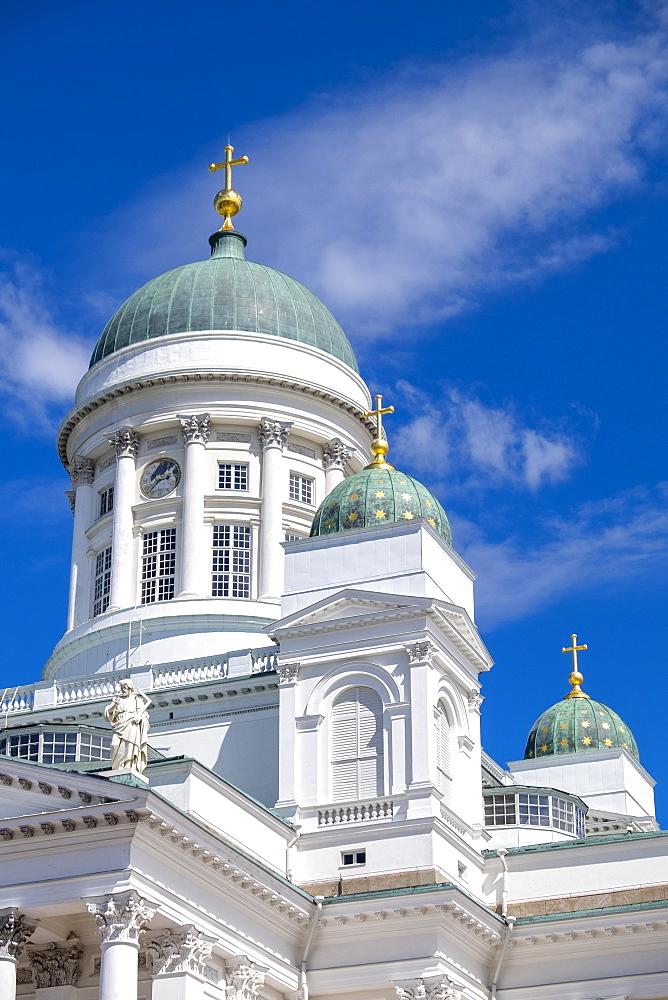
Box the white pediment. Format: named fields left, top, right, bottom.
left=271, top=590, right=432, bottom=634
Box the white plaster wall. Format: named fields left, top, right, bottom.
left=282, top=521, right=476, bottom=620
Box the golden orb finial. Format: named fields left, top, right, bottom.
left=209, top=143, right=249, bottom=231
left=363, top=394, right=395, bottom=470
left=562, top=633, right=590, bottom=699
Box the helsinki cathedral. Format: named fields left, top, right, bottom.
left=0, top=147, right=666, bottom=1000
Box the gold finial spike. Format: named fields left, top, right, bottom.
left=208, top=143, right=249, bottom=231
left=562, top=633, right=590, bottom=699
left=363, top=394, right=395, bottom=469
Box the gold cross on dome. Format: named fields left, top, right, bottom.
left=209, top=144, right=249, bottom=190
left=363, top=394, right=394, bottom=440
left=562, top=633, right=587, bottom=672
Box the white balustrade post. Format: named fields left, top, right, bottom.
left=86, top=891, right=158, bottom=1000
left=146, top=926, right=214, bottom=1000
left=66, top=455, right=96, bottom=629
left=0, top=908, right=36, bottom=1000
left=322, top=438, right=353, bottom=493
left=107, top=427, right=140, bottom=611
left=177, top=414, right=210, bottom=599
left=258, top=418, right=291, bottom=603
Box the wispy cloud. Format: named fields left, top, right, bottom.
left=0, top=254, right=91, bottom=426
left=103, top=7, right=668, bottom=336
left=457, top=483, right=668, bottom=629
left=393, top=381, right=582, bottom=491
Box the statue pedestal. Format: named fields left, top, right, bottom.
left=102, top=767, right=149, bottom=784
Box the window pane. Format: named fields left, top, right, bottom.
left=142, top=529, right=176, bottom=604
left=218, top=463, right=248, bottom=490
left=289, top=473, right=314, bottom=505
left=212, top=524, right=251, bottom=598
left=93, top=545, right=112, bottom=616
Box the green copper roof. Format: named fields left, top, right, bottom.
left=525, top=695, right=638, bottom=761
left=89, top=231, right=358, bottom=372
left=310, top=466, right=452, bottom=542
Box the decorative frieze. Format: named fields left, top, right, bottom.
left=288, top=442, right=316, bottom=459
left=322, top=438, right=353, bottom=471
left=147, top=434, right=178, bottom=452
left=86, top=891, right=158, bottom=945
left=216, top=432, right=252, bottom=443
left=67, top=455, right=95, bottom=489
left=405, top=641, right=437, bottom=664
left=258, top=418, right=290, bottom=449
left=0, top=909, right=36, bottom=960
left=179, top=413, right=211, bottom=445
left=146, top=926, right=214, bottom=978
left=109, top=426, right=139, bottom=460
left=225, top=957, right=267, bottom=1000
left=29, top=941, right=82, bottom=988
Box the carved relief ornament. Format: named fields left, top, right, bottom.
left=29, top=941, right=82, bottom=988
left=405, top=641, right=437, bottom=664
left=0, top=908, right=36, bottom=960
left=277, top=663, right=299, bottom=685
left=225, top=957, right=267, bottom=1000
left=67, top=455, right=95, bottom=489
left=86, top=891, right=158, bottom=945
left=322, top=438, right=353, bottom=472
left=146, top=925, right=213, bottom=978
left=109, top=426, right=140, bottom=460
left=394, top=976, right=462, bottom=1000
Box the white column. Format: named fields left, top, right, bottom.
left=0, top=908, right=36, bottom=1000
left=147, top=926, right=214, bottom=1000
left=107, top=427, right=139, bottom=611
left=177, top=414, right=210, bottom=599
left=86, top=891, right=158, bottom=1000
left=322, top=438, right=353, bottom=493
left=66, top=455, right=95, bottom=629
left=406, top=641, right=437, bottom=789
left=274, top=663, right=299, bottom=810
left=258, top=417, right=291, bottom=603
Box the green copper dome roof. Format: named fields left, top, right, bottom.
left=525, top=693, right=639, bottom=761
left=89, top=231, right=358, bottom=372
left=310, top=466, right=452, bottom=542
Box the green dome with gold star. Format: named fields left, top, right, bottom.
left=309, top=466, right=452, bottom=542
left=524, top=665, right=639, bottom=761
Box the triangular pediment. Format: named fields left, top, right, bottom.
left=271, top=590, right=433, bottom=635
left=0, top=760, right=121, bottom=822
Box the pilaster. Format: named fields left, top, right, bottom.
left=147, top=925, right=214, bottom=1000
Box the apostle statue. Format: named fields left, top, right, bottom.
left=104, top=680, right=152, bottom=774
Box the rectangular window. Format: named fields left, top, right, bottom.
left=141, top=528, right=176, bottom=604
left=218, top=463, right=248, bottom=491
left=551, top=795, right=575, bottom=833
left=341, top=850, right=366, bottom=866
left=519, top=792, right=550, bottom=827
left=99, top=485, right=114, bottom=517
left=289, top=472, right=314, bottom=505
left=484, top=793, right=516, bottom=826
left=93, top=546, right=112, bottom=616
left=212, top=524, right=251, bottom=598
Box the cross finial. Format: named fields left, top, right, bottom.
left=363, top=394, right=395, bottom=469
left=208, top=144, right=249, bottom=231
left=561, top=633, right=590, bottom=699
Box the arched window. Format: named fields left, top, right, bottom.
left=435, top=701, right=452, bottom=801
left=331, top=687, right=384, bottom=801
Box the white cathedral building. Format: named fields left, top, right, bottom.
left=0, top=150, right=666, bottom=1000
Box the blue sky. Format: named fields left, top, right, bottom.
left=1, top=1, right=666, bottom=819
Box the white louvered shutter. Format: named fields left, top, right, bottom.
left=331, top=687, right=383, bottom=801
left=436, top=702, right=452, bottom=800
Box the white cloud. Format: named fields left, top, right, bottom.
left=106, top=7, right=668, bottom=335
left=392, top=383, right=581, bottom=491
left=457, top=483, right=668, bottom=629
left=0, top=255, right=91, bottom=426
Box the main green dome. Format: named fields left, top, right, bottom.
left=89, top=231, right=358, bottom=372
left=525, top=678, right=639, bottom=761
left=310, top=466, right=452, bottom=542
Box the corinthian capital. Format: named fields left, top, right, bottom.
left=179, top=413, right=211, bottom=446
left=322, top=438, right=353, bottom=472
left=405, top=641, right=437, bottom=664
left=67, top=455, right=95, bottom=489
left=85, top=891, right=158, bottom=946
left=109, top=426, right=139, bottom=460
left=226, top=957, right=267, bottom=1000
left=29, top=942, right=82, bottom=988
left=394, top=977, right=462, bottom=1000
left=147, top=925, right=214, bottom=978
left=0, top=908, right=36, bottom=961
left=259, top=417, right=291, bottom=449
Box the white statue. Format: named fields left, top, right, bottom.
left=104, top=680, right=152, bottom=774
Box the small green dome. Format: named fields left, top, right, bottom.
left=310, top=466, right=452, bottom=542
left=525, top=695, right=639, bottom=761
left=89, top=231, right=358, bottom=372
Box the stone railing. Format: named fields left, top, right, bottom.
left=0, top=646, right=280, bottom=716
left=318, top=799, right=394, bottom=826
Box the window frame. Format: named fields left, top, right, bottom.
left=141, top=527, right=177, bottom=605
left=217, top=462, right=249, bottom=492
left=289, top=471, right=315, bottom=506
left=211, top=523, right=252, bottom=599
left=92, top=545, right=112, bottom=617
left=98, top=484, right=114, bottom=518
